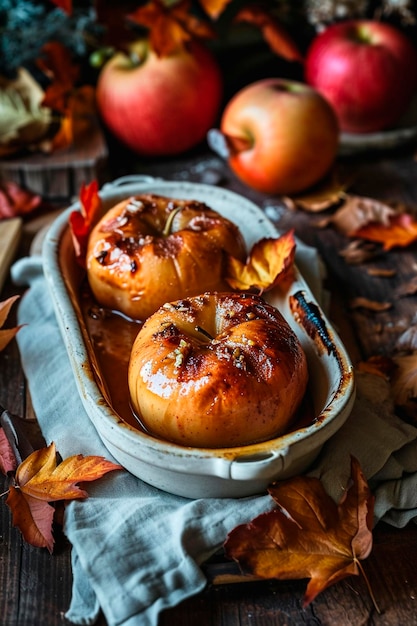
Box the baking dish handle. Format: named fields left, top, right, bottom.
left=101, top=175, right=164, bottom=190
left=210, top=449, right=289, bottom=482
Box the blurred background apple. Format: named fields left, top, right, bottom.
left=209, top=78, right=339, bottom=196
left=304, top=20, right=417, bottom=134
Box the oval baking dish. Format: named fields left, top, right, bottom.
left=42, top=177, right=355, bottom=498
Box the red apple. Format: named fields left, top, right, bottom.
left=214, top=78, right=339, bottom=196
left=305, top=20, right=417, bottom=134
left=96, top=40, right=223, bottom=156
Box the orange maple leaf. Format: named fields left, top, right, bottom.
left=234, top=5, right=304, bottom=63
left=37, top=42, right=79, bottom=113
left=69, top=180, right=102, bottom=265
left=352, top=213, right=417, bottom=251
left=0, top=296, right=23, bottom=352
left=128, top=0, right=215, bottom=56
left=5, top=442, right=123, bottom=552
left=224, top=457, right=375, bottom=608
left=225, top=230, right=296, bottom=294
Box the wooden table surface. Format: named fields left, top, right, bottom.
left=1, top=140, right=417, bottom=626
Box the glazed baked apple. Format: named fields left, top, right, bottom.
left=128, top=292, right=309, bottom=448
left=86, top=194, right=246, bottom=320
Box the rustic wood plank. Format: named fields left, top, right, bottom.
left=0, top=218, right=22, bottom=293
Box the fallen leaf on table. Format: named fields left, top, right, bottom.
left=318, top=194, right=396, bottom=235
left=366, top=267, right=396, bottom=278
left=396, top=277, right=417, bottom=297
left=390, top=353, right=417, bottom=406
left=4, top=441, right=123, bottom=552
left=285, top=172, right=350, bottom=213
left=0, top=181, right=42, bottom=220
left=224, top=457, right=375, bottom=608
left=225, top=230, right=296, bottom=294
left=348, top=297, right=392, bottom=312
left=338, top=240, right=381, bottom=265
left=356, top=355, right=396, bottom=380
left=0, top=295, right=23, bottom=351
left=353, top=213, right=417, bottom=251
left=199, top=0, right=232, bottom=19
left=396, top=321, right=417, bottom=352
left=0, top=429, right=18, bottom=474
left=69, top=180, right=102, bottom=265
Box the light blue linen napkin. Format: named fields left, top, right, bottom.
left=11, top=247, right=417, bottom=626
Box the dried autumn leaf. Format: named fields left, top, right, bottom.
left=0, top=295, right=23, bottom=351
left=324, top=195, right=397, bottom=237
left=338, top=240, right=381, bottom=265
left=287, top=173, right=349, bottom=213
left=69, top=180, right=102, bottom=265
left=353, top=213, right=417, bottom=251
left=348, top=297, right=392, bottom=312
left=0, top=69, right=52, bottom=157
left=396, top=277, right=417, bottom=297
left=128, top=0, right=215, bottom=57
left=234, top=5, right=303, bottom=63
left=4, top=442, right=122, bottom=552
left=37, top=42, right=79, bottom=113
left=366, top=267, right=396, bottom=278
left=16, top=442, right=123, bottom=502
left=0, top=429, right=18, bottom=474
left=390, top=354, right=417, bottom=405
left=224, top=457, right=374, bottom=607
left=225, top=230, right=296, bottom=293
left=6, top=487, right=55, bottom=552
left=356, top=355, right=396, bottom=380
left=0, top=180, right=42, bottom=220
left=396, top=321, right=417, bottom=352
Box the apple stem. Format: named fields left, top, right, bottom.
left=162, top=207, right=182, bottom=237
left=207, top=128, right=252, bottom=159
left=195, top=325, right=214, bottom=340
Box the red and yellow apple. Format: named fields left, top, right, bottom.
left=128, top=292, right=308, bottom=448
left=214, top=78, right=339, bottom=196
left=96, top=40, right=223, bottom=156
left=305, top=20, right=417, bottom=134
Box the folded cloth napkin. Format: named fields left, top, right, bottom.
left=11, top=245, right=417, bottom=626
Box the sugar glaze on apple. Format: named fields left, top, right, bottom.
left=128, top=292, right=309, bottom=448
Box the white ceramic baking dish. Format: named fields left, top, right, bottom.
left=42, top=176, right=355, bottom=498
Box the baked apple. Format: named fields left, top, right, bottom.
left=86, top=194, right=246, bottom=320
left=128, top=292, right=309, bottom=448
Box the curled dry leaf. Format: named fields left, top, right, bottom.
left=0, top=68, right=52, bottom=157
left=338, top=240, right=381, bottom=265
left=0, top=295, right=23, bottom=351
left=353, top=213, right=417, bottom=251
left=356, top=355, right=396, bottom=380
left=396, top=322, right=417, bottom=352
left=396, top=276, right=417, bottom=298
left=366, top=267, right=396, bottom=278
left=0, top=429, right=18, bottom=475
left=0, top=180, right=42, bottom=220
left=128, top=0, right=215, bottom=57
left=224, top=457, right=374, bottom=608
left=348, top=297, right=392, bottom=312
left=4, top=441, right=123, bottom=552
left=225, top=230, right=296, bottom=294
left=287, top=172, right=350, bottom=213
left=324, top=195, right=397, bottom=237
left=390, top=353, right=417, bottom=406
